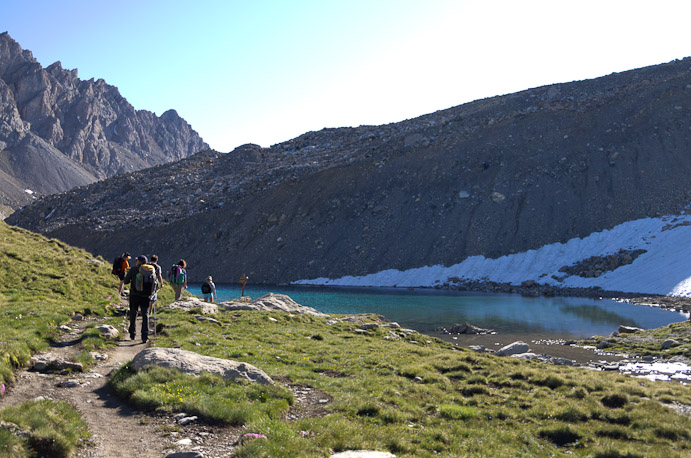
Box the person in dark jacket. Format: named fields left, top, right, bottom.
left=122, top=255, right=151, bottom=343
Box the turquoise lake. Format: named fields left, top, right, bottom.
left=190, top=284, right=688, bottom=339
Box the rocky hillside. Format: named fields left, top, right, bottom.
left=8, top=57, right=691, bottom=285
left=0, top=33, right=208, bottom=208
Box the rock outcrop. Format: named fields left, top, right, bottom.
left=8, top=57, right=691, bottom=285
left=220, top=293, right=328, bottom=317
left=131, top=347, right=273, bottom=385
left=0, top=33, right=208, bottom=208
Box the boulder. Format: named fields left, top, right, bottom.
left=661, top=339, right=678, bottom=350
left=31, top=354, right=83, bottom=372
left=165, top=453, right=203, bottom=458
left=167, top=298, right=218, bottom=315
left=131, top=347, right=273, bottom=385
left=618, top=325, right=644, bottom=334
left=448, top=322, right=494, bottom=335
left=495, top=341, right=530, bottom=356
left=220, top=293, right=327, bottom=317
left=95, top=324, right=119, bottom=339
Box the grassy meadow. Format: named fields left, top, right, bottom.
left=113, top=306, right=691, bottom=457
left=0, top=221, right=120, bottom=456
left=1, top=220, right=690, bottom=457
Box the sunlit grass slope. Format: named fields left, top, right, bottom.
left=114, top=307, right=691, bottom=457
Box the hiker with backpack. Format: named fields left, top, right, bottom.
left=122, top=255, right=158, bottom=343
left=113, top=252, right=131, bottom=295
left=168, top=259, right=187, bottom=301
left=201, top=276, right=217, bottom=303
left=148, top=255, right=164, bottom=311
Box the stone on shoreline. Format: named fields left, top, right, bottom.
left=167, top=298, right=218, bottom=315
left=220, top=293, right=327, bottom=317
left=496, top=341, right=530, bottom=356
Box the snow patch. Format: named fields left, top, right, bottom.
left=295, top=210, right=691, bottom=297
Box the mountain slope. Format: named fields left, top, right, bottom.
left=8, top=57, right=691, bottom=288
left=0, top=32, right=208, bottom=208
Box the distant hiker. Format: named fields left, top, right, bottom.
left=113, top=252, right=130, bottom=294
left=239, top=273, right=248, bottom=297
left=168, top=259, right=188, bottom=301
left=122, top=255, right=158, bottom=343
left=148, top=255, right=164, bottom=311
left=201, top=276, right=217, bottom=303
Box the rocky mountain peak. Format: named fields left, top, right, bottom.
left=0, top=33, right=208, bottom=208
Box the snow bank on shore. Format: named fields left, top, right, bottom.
left=295, top=210, right=691, bottom=297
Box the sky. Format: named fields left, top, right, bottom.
left=2, top=0, right=690, bottom=152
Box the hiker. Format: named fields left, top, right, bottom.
left=148, top=254, right=164, bottom=311
left=201, top=276, right=217, bottom=302
left=168, top=259, right=187, bottom=301
left=121, top=255, right=158, bottom=343
left=113, top=252, right=130, bottom=295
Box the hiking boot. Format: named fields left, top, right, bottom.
left=130, top=334, right=136, bottom=340
left=142, top=337, right=148, bottom=343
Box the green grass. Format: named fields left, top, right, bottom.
left=584, top=320, right=691, bottom=357
left=109, top=306, right=691, bottom=457
left=2, top=221, right=691, bottom=457
left=0, top=222, right=122, bottom=456
left=0, top=399, right=89, bottom=457
left=0, top=222, right=122, bottom=383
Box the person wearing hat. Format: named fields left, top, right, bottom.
left=201, top=276, right=217, bottom=303
left=121, top=255, right=155, bottom=343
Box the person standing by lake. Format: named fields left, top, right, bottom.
left=168, top=259, right=187, bottom=301
left=201, top=276, right=217, bottom=302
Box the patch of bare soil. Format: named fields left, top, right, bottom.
left=0, top=301, right=332, bottom=458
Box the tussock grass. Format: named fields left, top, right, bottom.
left=0, top=399, right=89, bottom=457
left=2, top=221, right=691, bottom=457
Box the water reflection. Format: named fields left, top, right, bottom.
left=206, top=284, right=686, bottom=339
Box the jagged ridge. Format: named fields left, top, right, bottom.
left=0, top=32, right=208, bottom=208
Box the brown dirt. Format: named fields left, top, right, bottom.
left=0, top=298, right=331, bottom=458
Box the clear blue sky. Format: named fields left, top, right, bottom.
left=2, top=0, right=689, bottom=152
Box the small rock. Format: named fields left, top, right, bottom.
left=62, top=379, right=80, bottom=388
left=165, top=452, right=203, bottom=458
left=360, top=323, right=379, bottom=330
left=496, top=341, right=530, bottom=356
left=597, top=341, right=611, bottom=349
left=71, top=314, right=84, bottom=321
left=59, top=325, right=72, bottom=332
left=96, top=324, right=119, bottom=339
left=661, top=339, right=678, bottom=350
left=618, top=325, right=644, bottom=334
left=178, top=416, right=198, bottom=426
left=175, top=438, right=193, bottom=446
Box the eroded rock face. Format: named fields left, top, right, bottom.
left=0, top=33, right=208, bottom=208
left=131, top=347, right=273, bottom=385
left=8, top=55, right=691, bottom=286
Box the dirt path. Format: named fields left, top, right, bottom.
left=0, top=302, right=242, bottom=458
left=0, top=297, right=330, bottom=458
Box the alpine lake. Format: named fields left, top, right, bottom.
left=191, top=283, right=688, bottom=365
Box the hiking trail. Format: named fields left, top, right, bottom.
left=0, top=296, right=242, bottom=458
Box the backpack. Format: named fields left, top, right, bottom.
left=201, top=282, right=211, bottom=294
left=111, top=257, right=124, bottom=276
left=169, top=265, right=185, bottom=284
left=135, top=264, right=157, bottom=297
